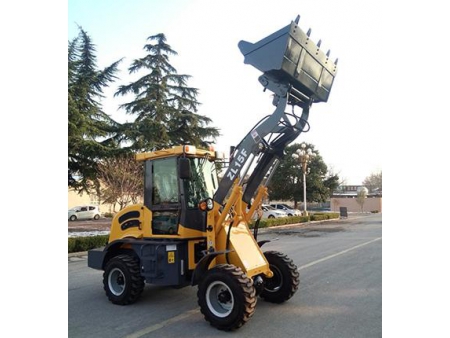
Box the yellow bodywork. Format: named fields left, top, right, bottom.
left=108, top=145, right=273, bottom=280
left=215, top=221, right=272, bottom=278
left=135, top=145, right=217, bottom=162
left=108, top=204, right=205, bottom=241
left=207, top=183, right=273, bottom=279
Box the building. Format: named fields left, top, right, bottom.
left=330, top=185, right=382, bottom=213
left=68, top=188, right=114, bottom=214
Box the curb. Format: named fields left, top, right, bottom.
left=69, top=251, right=88, bottom=258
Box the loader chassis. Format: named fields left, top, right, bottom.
left=87, top=15, right=337, bottom=331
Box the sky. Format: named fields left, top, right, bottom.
left=67, top=0, right=389, bottom=185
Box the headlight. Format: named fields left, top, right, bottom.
left=199, top=198, right=214, bottom=211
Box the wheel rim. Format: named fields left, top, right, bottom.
left=265, top=265, right=283, bottom=293
left=206, top=281, right=234, bottom=317
left=108, top=268, right=126, bottom=296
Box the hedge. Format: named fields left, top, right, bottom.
left=68, top=235, right=109, bottom=253
left=68, top=213, right=340, bottom=253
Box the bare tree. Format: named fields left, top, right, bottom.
left=97, top=155, right=144, bottom=211
left=356, top=187, right=368, bottom=212
left=363, top=171, right=382, bottom=193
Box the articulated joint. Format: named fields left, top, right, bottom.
left=259, top=74, right=289, bottom=100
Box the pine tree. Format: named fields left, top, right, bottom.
left=115, top=33, right=219, bottom=151
left=68, top=27, right=122, bottom=192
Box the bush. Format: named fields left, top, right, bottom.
left=68, top=235, right=109, bottom=253
left=310, top=212, right=340, bottom=221
left=310, top=214, right=328, bottom=221
left=249, top=215, right=310, bottom=229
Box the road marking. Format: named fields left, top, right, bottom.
left=124, top=237, right=381, bottom=337
left=298, top=237, right=382, bottom=271
left=124, top=309, right=200, bottom=338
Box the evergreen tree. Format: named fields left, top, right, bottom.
left=115, top=33, right=219, bottom=151
left=268, top=143, right=340, bottom=206
left=68, top=27, right=122, bottom=193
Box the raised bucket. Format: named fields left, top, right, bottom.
left=238, top=16, right=338, bottom=103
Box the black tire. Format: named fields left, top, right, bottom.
left=69, top=215, right=77, bottom=221
left=260, top=251, right=299, bottom=303
left=197, top=264, right=257, bottom=331
left=268, top=215, right=275, bottom=219
left=93, top=214, right=100, bottom=220
left=103, top=254, right=144, bottom=305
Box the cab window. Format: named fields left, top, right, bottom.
left=152, top=158, right=178, bottom=205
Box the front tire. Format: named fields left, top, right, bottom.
left=198, top=264, right=257, bottom=331
left=260, top=251, right=299, bottom=303
left=103, top=254, right=144, bottom=305
left=69, top=215, right=77, bottom=221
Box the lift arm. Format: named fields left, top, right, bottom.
left=214, top=15, right=338, bottom=206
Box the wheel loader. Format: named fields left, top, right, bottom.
left=88, top=15, right=338, bottom=331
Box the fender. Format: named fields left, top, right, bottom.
left=191, top=250, right=233, bottom=286
left=87, top=238, right=140, bottom=270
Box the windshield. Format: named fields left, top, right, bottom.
left=184, top=157, right=219, bottom=209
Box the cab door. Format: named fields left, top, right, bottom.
left=144, top=157, right=181, bottom=235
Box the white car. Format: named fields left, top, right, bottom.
left=270, top=203, right=302, bottom=216
left=260, top=205, right=288, bottom=219
left=68, top=205, right=101, bottom=221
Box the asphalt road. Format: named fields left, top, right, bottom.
left=68, top=213, right=382, bottom=338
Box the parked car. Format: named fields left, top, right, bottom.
left=270, top=203, right=302, bottom=216
left=260, top=204, right=288, bottom=219
left=68, top=205, right=101, bottom=221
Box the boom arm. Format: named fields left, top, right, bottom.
left=214, top=83, right=310, bottom=205
left=214, top=15, right=337, bottom=206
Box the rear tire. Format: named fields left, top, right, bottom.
left=93, top=214, right=100, bottom=220
left=260, top=251, right=299, bottom=303
left=198, top=264, right=256, bottom=331
left=103, top=254, right=144, bottom=305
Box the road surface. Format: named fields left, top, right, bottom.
left=68, top=213, right=381, bottom=337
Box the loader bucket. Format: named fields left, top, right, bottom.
left=238, top=16, right=338, bottom=103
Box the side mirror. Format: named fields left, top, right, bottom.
left=179, top=158, right=191, bottom=179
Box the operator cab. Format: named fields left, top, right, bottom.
left=138, top=146, right=221, bottom=235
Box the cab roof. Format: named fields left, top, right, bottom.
left=135, top=145, right=219, bottom=162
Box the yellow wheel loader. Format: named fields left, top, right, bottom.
left=88, top=15, right=338, bottom=331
